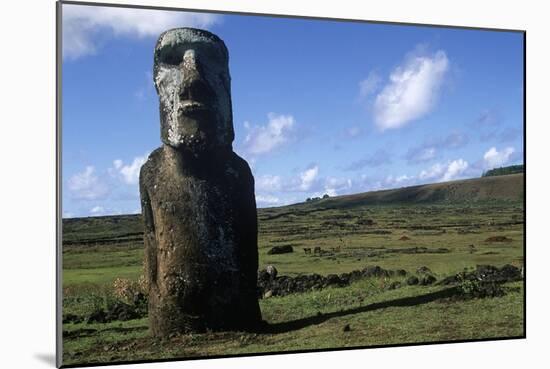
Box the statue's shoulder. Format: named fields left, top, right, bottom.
left=227, top=152, right=255, bottom=187
left=140, top=147, right=163, bottom=183
left=230, top=152, right=253, bottom=176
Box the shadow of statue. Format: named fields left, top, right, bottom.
left=263, top=286, right=460, bottom=334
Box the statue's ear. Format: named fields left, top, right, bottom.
left=152, top=66, right=161, bottom=95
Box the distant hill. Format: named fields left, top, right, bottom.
left=287, top=173, right=524, bottom=211
left=62, top=173, right=524, bottom=242
left=482, top=164, right=524, bottom=177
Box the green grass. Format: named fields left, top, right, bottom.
left=62, top=199, right=524, bottom=366
left=62, top=279, right=524, bottom=365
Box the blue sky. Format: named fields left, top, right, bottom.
left=62, top=4, right=524, bottom=218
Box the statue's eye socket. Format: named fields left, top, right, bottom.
left=157, top=44, right=225, bottom=67
left=158, top=50, right=181, bottom=66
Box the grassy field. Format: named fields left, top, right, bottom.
left=61, top=174, right=525, bottom=366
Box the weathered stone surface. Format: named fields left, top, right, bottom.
left=140, top=28, right=261, bottom=336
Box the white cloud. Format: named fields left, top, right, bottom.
left=483, top=147, right=515, bottom=169
left=374, top=49, right=449, bottom=131
left=111, top=154, right=148, bottom=185
left=256, top=175, right=282, bottom=192
left=358, top=71, right=381, bottom=99
left=299, top=165, right=319, bottom=191
left=255, top=194, right=280, bottom=207
left=419, top=159, right=468, bottom=182
left=68, top=166, right=109, bottom=200
left=90, top=206, right=105, bottom=216
left=244, top=113, right=295, bottom=155
left=441, top=159, right=469, bottom=181
left=323, top=177, right=353, bottom=196
left=255, top=167, right=350, bottom=198
left=384, top=174, right=415, bottom=187
left=63, top=5, right=221, bottom=60
left=419, top=163, right=444, bottom=181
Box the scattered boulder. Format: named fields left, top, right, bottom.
left=419, top=274, right=437, bottom=285
left=399, top=236, right=411, bottom=241
left=500, top=264, right=523, bottom=280
left=416, top=266, right=432, bottom=274
left=343, top=324, right=351, bottom=332
left=267, top=245, right=294, bottom=255
left=266, top=265, right=278, bottom=279
left=86, top=301, right=144, bottom=324
left=105, top=301, right=140, bottom=321
left=476, top=264, right=522, bottom=282
left=438, top=264, right=522, bottom=286
left=258, top=269, right=270, bottom=282
left=343, top=269, right=364, bottom=283
left=386, top=281, right=401, bottom=290
left=454, top=281, right=507, bottom=300
left=256, top=263, right=515, bottom=298
left=86, top=310, right=107, bottom=324
left=326, top=274, right=343, bottom=286
left=362, top=265, right=390, bottom=278
left=258, top=265, right=278, bottom=283
left=257, top=265, right=399, bottom=297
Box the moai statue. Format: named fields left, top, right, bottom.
left=139, top=28, right=262, bottom=336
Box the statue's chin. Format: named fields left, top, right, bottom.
left=168, top=139, right=207, bottom=153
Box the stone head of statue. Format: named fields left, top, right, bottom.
left=153, top=28, right=234, bottom=154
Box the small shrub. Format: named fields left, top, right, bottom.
left=456, top=275, right=506, bottom=299
left=112, top=276, right=148, bottom=304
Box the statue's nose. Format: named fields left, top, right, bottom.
left=182, top=49, right=200, bottom=75
left=179, top=49, right=213, bottom=103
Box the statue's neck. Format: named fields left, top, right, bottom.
left=162, top=144, right=232, bottom=177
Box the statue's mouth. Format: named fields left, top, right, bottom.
left=179, top=100, right=209, bottom=115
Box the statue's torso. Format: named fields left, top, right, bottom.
left=141, top=148, right=255, bottom=298
left=149, top=164, right=240, bottom=271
